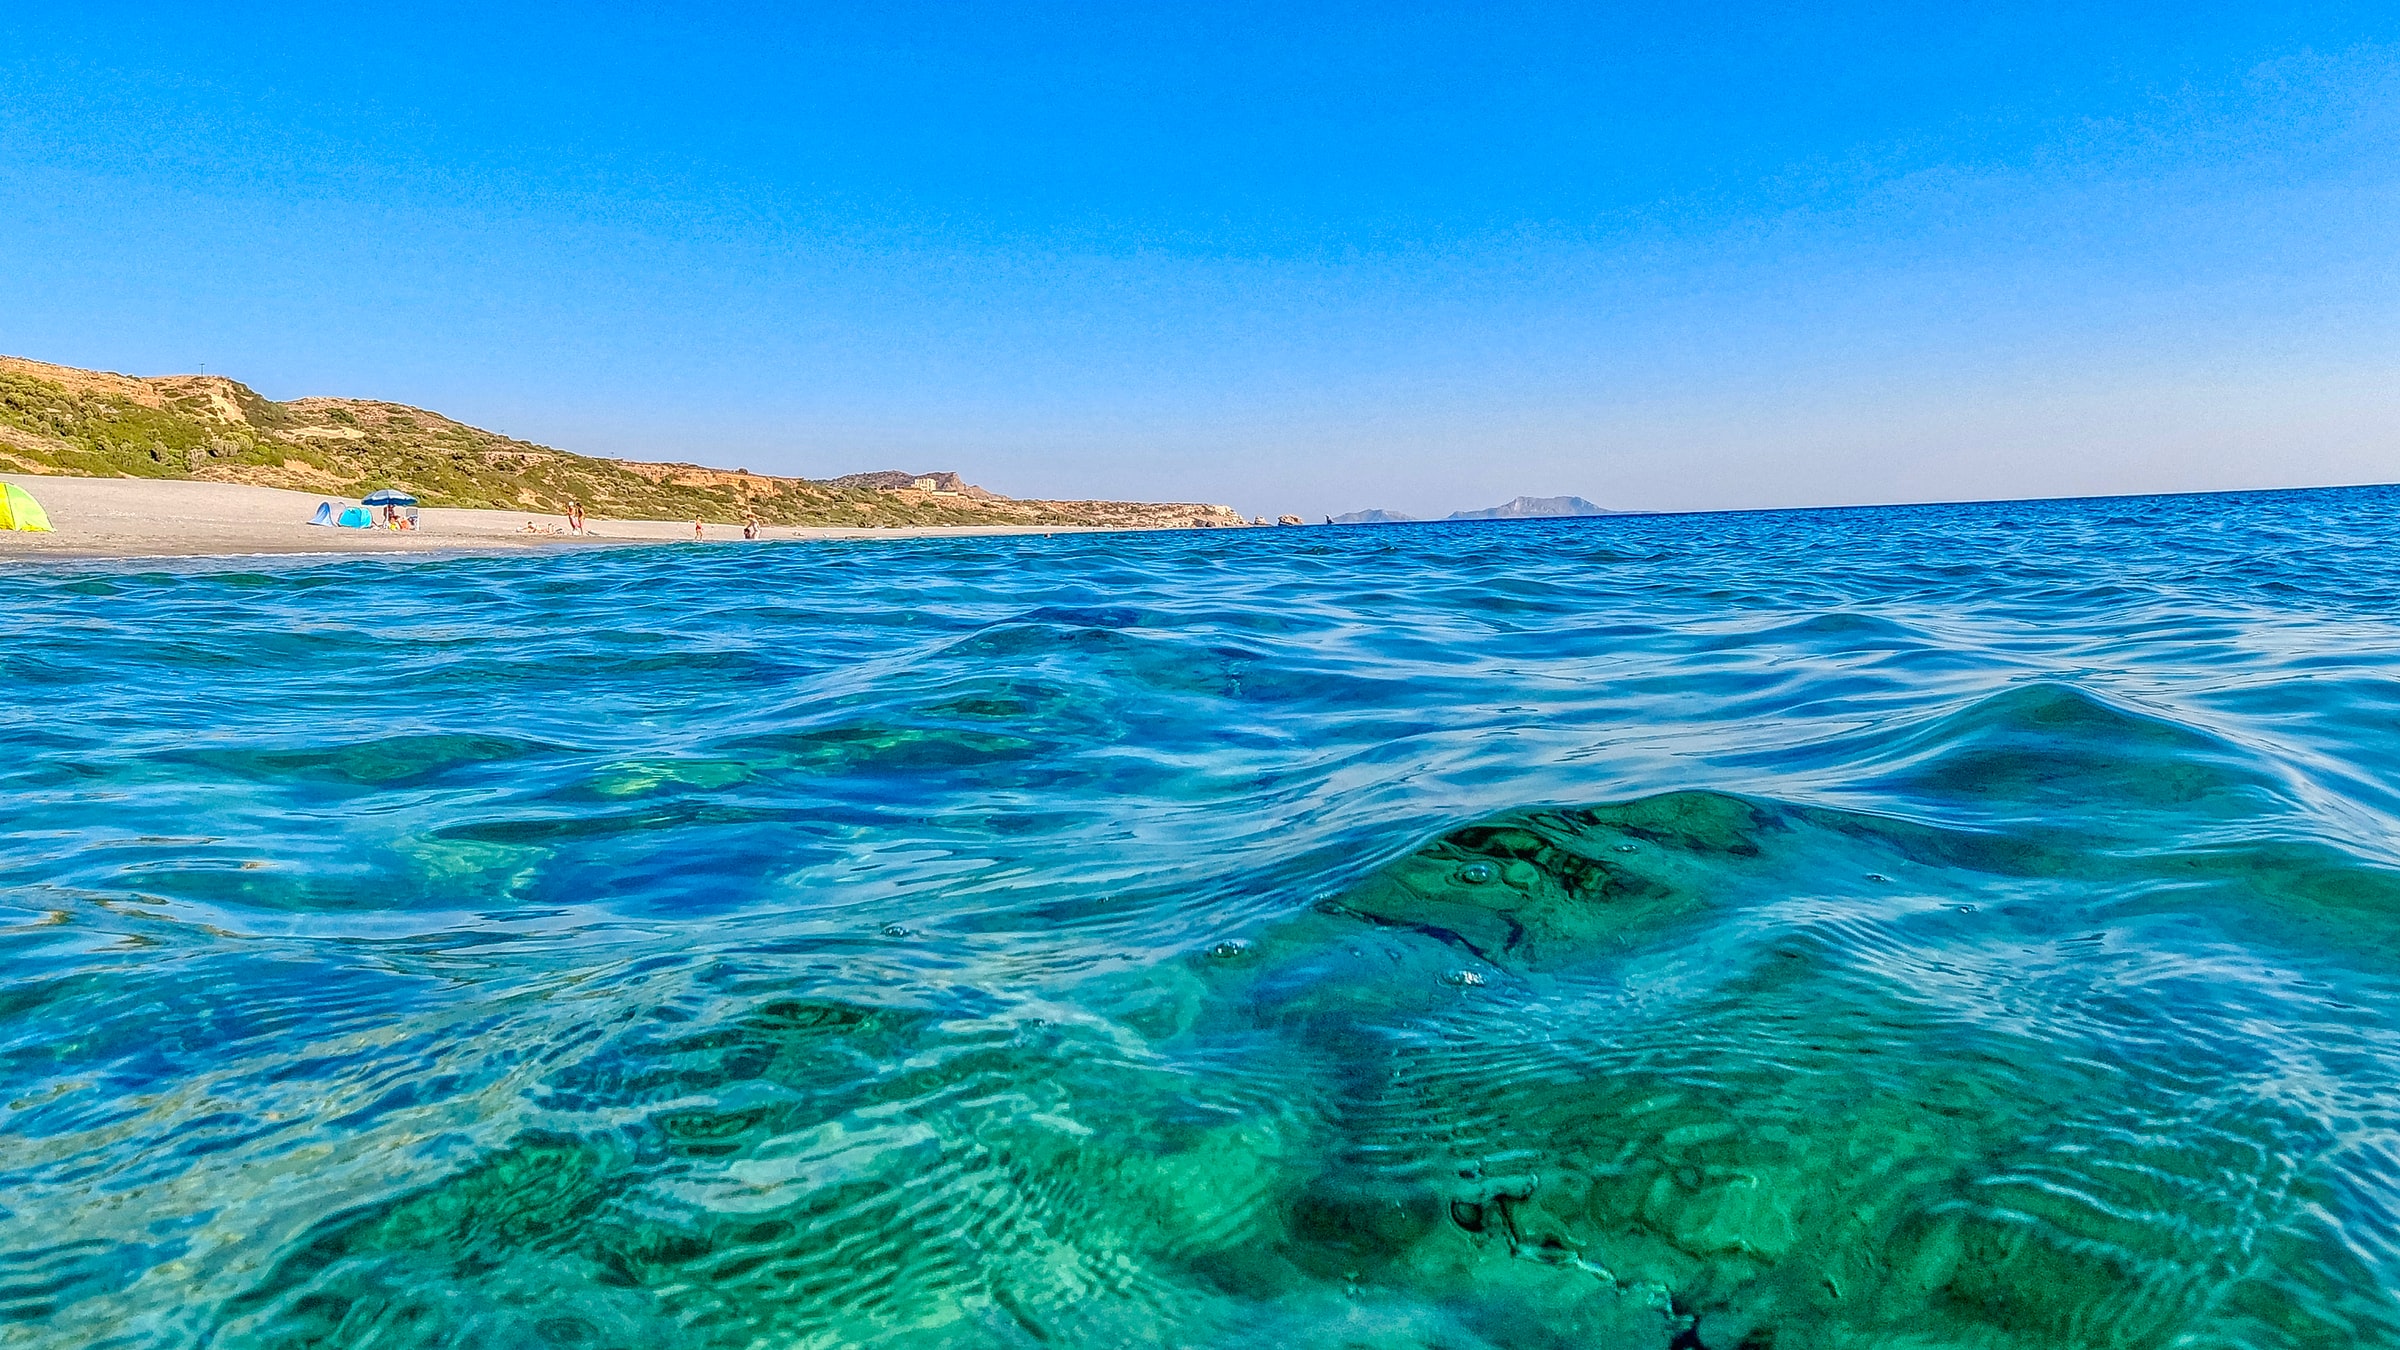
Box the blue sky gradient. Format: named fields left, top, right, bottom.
left=3, top=2, right=2394, bottom=517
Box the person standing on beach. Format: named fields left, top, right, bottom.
left=567, top=500, right=584, bottom=534
left=693, top=519, right=704, bottom=541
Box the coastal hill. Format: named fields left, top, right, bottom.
left=0, top=356, right=1245, bottom=529
left=1329, top=495, right=1614, bottom=524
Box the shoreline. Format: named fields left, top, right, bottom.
left=0, top=475, right=1142, bottom=560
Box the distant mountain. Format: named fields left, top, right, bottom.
left=1445, top=495, right=1612, bottom=521
left=1328, top=508, right=1417, bottom=524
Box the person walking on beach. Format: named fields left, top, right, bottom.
left=693, top=519, right=704, bottom=541
left=566, top=500, right=584, bottom=535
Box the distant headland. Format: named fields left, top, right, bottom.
left=0, top=356, right=1245, bottom=530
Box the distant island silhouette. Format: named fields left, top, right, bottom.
left=1329, top=495, right=1614, bottom=524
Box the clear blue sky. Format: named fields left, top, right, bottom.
left=3, top=3, right=2394, bottom=517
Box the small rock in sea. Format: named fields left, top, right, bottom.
left=1457, top=861, right=1499, bottom=885
left=1444, top=969, right=1485, bottom=987
left=1865, top=873, right=1890, bottom=883
left=1612, top=843, right=1639, bottom=854
left=1208, top=939, right=1251, bottom=959
left=880, top=923, right=910, bottom=938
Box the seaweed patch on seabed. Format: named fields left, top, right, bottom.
left=216, top=791, right=2396, bottom=1348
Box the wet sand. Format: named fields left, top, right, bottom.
left=0, top=476, right=1116, bottom=559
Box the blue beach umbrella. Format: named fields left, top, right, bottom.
left=360, top=489, right=418, bottom=506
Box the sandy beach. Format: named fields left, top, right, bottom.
left=0, top=475, right=1118, bottom=559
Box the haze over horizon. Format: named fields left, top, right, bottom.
left=4, top=2, right=2395, bottom=521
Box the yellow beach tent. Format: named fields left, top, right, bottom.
left=0, top=483, right=52, bottom=532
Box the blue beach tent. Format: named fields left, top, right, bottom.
left=309, top=501, right=334, bottom=526
left=337, top=506, right=374, bottom=528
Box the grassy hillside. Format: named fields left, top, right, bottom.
left=0, top=357, right=1245, bottom=529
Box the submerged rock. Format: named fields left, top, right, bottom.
left=213, top=791, right=2400, bottom=1349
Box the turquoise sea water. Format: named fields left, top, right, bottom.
left=7, top=489, right=2400, bottom=1348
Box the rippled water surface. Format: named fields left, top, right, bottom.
left=9, top=490, right=2400, bottom=1348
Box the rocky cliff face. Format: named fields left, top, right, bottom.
left=0, top=356, right=1246, bottom=529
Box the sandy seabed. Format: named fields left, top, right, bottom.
left=0, top=476, right=1114, bottom=559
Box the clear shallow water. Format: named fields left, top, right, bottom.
left=7, top=489, right=2400, bottom=1348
